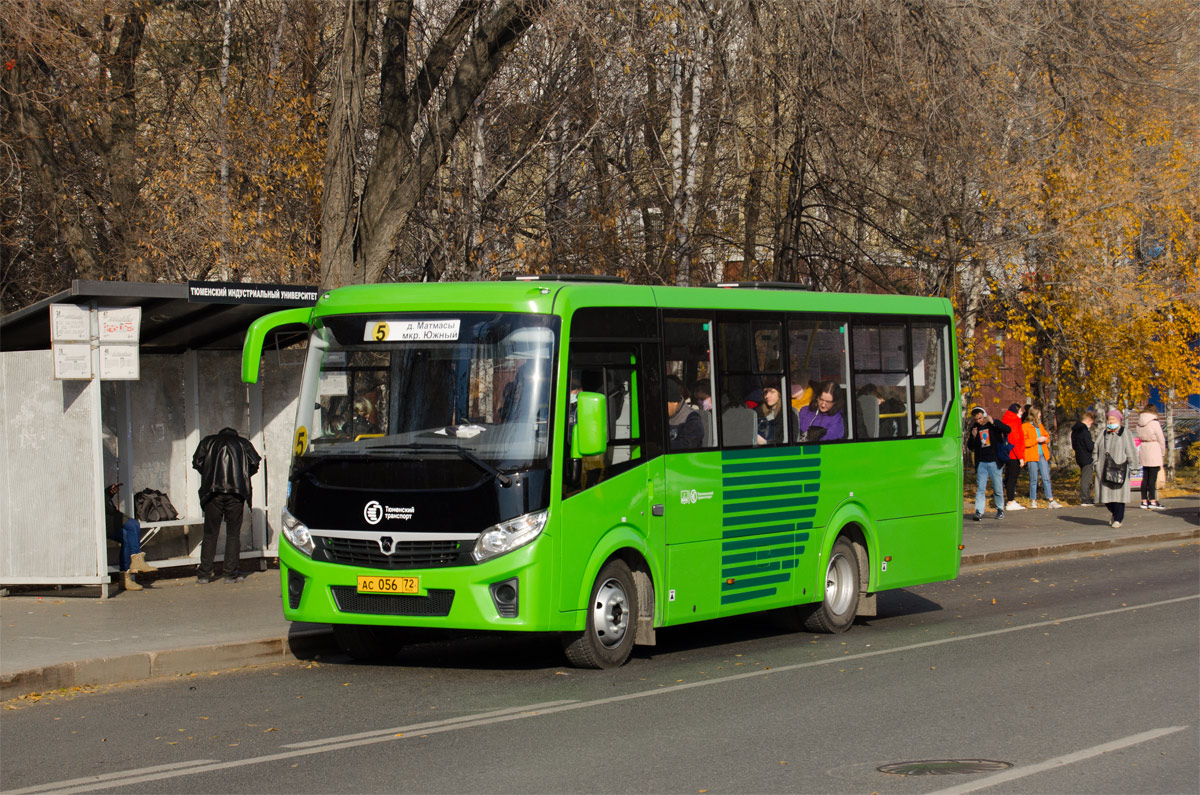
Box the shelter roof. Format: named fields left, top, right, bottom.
left=0, top=280, right=315, bottom=353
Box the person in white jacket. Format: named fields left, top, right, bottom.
left=1135, top=404, right=1167, bottom=510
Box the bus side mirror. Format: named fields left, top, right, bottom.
left=573, top=392, right=608, bottom=457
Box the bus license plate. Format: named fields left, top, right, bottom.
left=357, top=575, right=419, bottom=595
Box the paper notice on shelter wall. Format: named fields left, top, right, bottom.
left=100, top=343, right=140, bottom=380
left=53, top=342, right=93, bottom=379
left=50, top=304, right=91, bottom=342
left=98, top=307, right=141, bottom=343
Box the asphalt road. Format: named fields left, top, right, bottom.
left=2, top=543, right=1197, bottom=795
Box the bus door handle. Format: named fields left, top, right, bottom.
left=652, top=504, right=664, bottom=516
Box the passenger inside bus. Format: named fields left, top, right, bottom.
left=666, top=377, right=704, bottom=450
left=752, top=381, right=799, bottom=445
left=797, top=380, right=845, bottom=442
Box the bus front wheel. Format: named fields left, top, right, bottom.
left=562, top=559, right=638, bottom=669
left=332, top=623, right=403, bottom=663
left=803, top=537, right=860, bottom=633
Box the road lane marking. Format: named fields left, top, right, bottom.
left=1, top=759, right=219, bottom=795
left=281, top=699, right=579, bottom=748
left=924, top=725, right=1190, bottom=795
left=6, top=593, right=1196, bottom=795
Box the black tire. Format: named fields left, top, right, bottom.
left=332, top=624, right=404, bottom=663
left=561, top=559, right=638, bottom=669
left=803, top=537, right=860, bottom=633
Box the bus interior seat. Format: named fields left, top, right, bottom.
left=856, top=394, right=879, bottom=438
left=721, top=405, right=757, bottom=447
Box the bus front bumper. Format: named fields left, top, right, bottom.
left=277, top=536, right=556, bottom=632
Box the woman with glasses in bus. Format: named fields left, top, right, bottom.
left=797, top=380, right=845, bottom=442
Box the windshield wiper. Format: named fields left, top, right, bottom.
left=362, top=442, right=513, bottom=487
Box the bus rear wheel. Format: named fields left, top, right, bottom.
left=803, top=537, right=860, bottom=633
left=332, top=623, right=404, bottom=663
left=561, top=559, right=638, bottom=669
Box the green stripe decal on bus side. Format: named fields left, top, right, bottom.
left=722, top=546, right=805, bottom=565
left=721, top=458, right=820, bottom=474
left=723, top=560, right=788, bottom=578
left=722, top=588, right=779, bottom=604
left=723, top=495, right=817, bottom=513
left=721, top=532, right=810, bottom=551
left=722, top=446, right=822, bottom=460
left=721, top=573, right=792, bottom=591
left=720, top=522, right=811, bottom=540
left=722, top=470, right=819, bottom=488
left=724, top=483, right=818, bottom=499
left=723, top=509, right=816, bottom=527
left=718, top=449, right=820, bottom=606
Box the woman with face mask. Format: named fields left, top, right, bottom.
left=1094, top=409, right=1138, bottom=528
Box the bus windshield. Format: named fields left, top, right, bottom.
left=297, top=312, right=559, bottom=470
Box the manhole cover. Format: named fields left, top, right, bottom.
left=877, top=759, right=1013, bottom=776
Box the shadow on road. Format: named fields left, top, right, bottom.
left=312, top=587, right=948, bottom=672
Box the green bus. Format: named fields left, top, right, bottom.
left=243, top=277, right=962, bottom=668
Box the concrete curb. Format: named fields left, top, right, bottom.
left=961, top=528, right=1199, bottom=566
left=3, top=530, right=1196, bottom=701
left=0, top=627, right=337, bottom=702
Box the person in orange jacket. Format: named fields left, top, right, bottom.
left=1000, top=403, right=1026, bottom=510
left=1023, top=407, right=1061, bottom=508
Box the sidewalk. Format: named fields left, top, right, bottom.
left=3, top=496, right=1196, bottom=700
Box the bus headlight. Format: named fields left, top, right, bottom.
left=281, top=508, right=315, bottom=556
left=472, top=510, right=548, bottom=563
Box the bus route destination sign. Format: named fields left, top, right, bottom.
left=365, top=319, right=461, bottom=342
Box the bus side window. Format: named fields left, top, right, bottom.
left=851, top=323, right=912, bottom=438
left=911, top=321, right=952, bottom=435
left=663, top=316, right=717, bottom=449
left=717, top=319, right=787, bottom=446
left=787, top=317, right=850, bottom=440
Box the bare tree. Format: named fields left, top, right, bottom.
left=319, top=0, right=551, bottom=287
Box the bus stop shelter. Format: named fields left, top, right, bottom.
left=0, top=280, right=314, bottom=596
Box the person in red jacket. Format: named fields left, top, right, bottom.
left=1000, top=403, right=1027, bottom=510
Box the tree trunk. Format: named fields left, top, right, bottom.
left=319, top=0, right=375, bottom=287
left=106, top=3, right=148, bottom=279
left=321, top=0, right=548, bottom=288
left=218, top=0, right=235, bottom=278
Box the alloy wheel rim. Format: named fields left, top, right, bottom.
left=824, top=553, right=855, bottom=615
left=592, top=577, right=629, bottom=648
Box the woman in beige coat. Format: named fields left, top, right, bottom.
left=1094, top=409, right=1138, bottom=528
left=1136, top=404, right=1167, bottom=510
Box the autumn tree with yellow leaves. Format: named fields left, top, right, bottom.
left=961, top=0, right=1200, bottom=417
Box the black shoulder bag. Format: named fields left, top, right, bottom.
left=1101, top=453, right=1127, bottom=488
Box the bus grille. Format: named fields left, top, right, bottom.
left=331, top=587, right=455, bottom=617
left=318, top=537, right=467, bottom=569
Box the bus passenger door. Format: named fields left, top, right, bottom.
left=557, top=343, right=657, bottom=614
left=661, top=315, right=725, bottom=624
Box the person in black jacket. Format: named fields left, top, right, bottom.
left=666, top=378, right=704, bottom=450
left=965, top=406, right=1010, bottom=521
left=192, top=428, right=261, bottom=584
left=1071, top=411, right=1096, bottom=505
